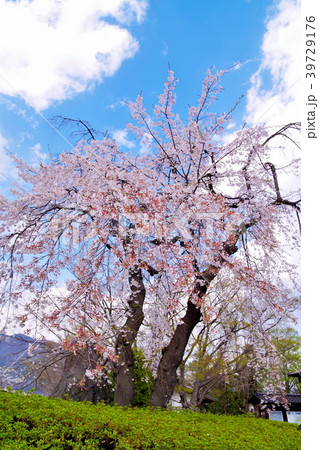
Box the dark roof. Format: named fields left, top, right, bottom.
left=250, top=392, right=301, bottom=406
left=202, top=394, right=218, bottom=403
left=287, top=370, right=301, bottom=379
left=285, top=393, right=301, bottom=404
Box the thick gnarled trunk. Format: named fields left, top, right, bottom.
left=113, top=267, right=145, bottom=406
left=150, top=268, right=218, bottom=408
left=150, top=299, right=202, bottom=407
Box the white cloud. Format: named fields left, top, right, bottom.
left=161, top=40, right=168, bottom=57
left=0, top=131, right=21, bottom=193
left=105, top=99, right=126, bottom=110
left=245, top=0, right=301, bottom=126
left=0, top=0, right=148, bottom=110
left=31, top=142, right=50, bottom=164
left=112, top=128, right=135, bottom=148
left=0, top=132, right=15, bottom=182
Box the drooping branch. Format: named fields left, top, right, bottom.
left=51, top=116, right=105, bottom=143
left=262, top=122, right=301, bottom=149
left=264, top=161, right=301, bottom=211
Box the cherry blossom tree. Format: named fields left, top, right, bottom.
left=0, top=68, right=300, bottom=407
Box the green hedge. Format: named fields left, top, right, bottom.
left=0, top=390, right=300, bottom=449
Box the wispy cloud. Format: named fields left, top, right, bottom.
left=31, top=143, right=50, bottom=164
left=161, top=40, right=168, bottom=57
left=0, top=0, right=148, bottom=111
left=0, top=131, right=18, bottom=185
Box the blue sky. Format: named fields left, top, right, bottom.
left=0, top=0, right=301, bottom=182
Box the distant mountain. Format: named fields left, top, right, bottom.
left=0, top=334, right=62, bottom=395
left=0, top=333, right=34, bottom=364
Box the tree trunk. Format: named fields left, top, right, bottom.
left=190, top=374, right=223, bottom=410
left=150, top=268, right=217, bottom=408
left=150, top=299, right=202, bottom=408
left=177, top=363, right=192, bottom=409
left=113, top=267, right=146, bottom=406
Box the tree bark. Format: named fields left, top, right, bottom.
left=113, top=267, right=146, bottom=406
left=150, top=299, right=202, bottom=407
left=150, top=268, right=217, bottom=408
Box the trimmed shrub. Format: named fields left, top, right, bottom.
left=0, top=390, right=300, bottom=449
